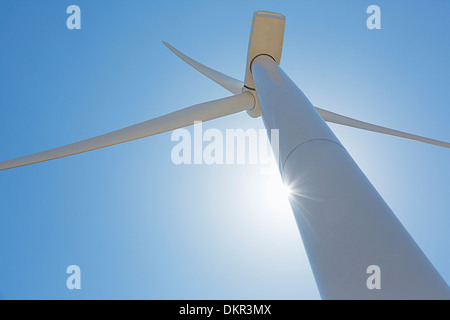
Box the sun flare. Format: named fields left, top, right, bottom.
left=261, top=172, right=293, bottom=212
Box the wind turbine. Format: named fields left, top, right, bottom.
left=1, top=11, right=449, bottom=299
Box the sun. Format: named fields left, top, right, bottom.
left=260, top=171, right=293, bottom=212
left=282, top=183, right=293, bottom=199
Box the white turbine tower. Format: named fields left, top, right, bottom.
left=1, top=11, right=449, bottom=299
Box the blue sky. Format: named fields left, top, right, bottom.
left=0, top=1, right=448, bottom=299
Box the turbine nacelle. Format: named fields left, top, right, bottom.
left=243, top=11, right=286, bottom=118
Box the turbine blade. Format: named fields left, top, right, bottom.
left=0, top=92, right=255, bottom=171
left=163, top=41, right=243, bottom=94
left=316, top=107, right=450, bottom=148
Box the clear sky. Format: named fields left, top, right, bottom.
left=0, top=1, right=448, bottom=299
